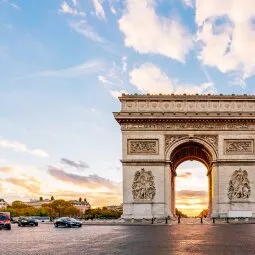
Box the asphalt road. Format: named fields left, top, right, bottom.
left=1, top=223, right=255, bottom=255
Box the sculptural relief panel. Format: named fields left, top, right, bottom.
left=127, top=139, right=159, bottom=155
left=132, top=168, right=156, bottom=200
left=224, top=139, right=254, bottom=155
left=227, top=168, right=251, bottom=200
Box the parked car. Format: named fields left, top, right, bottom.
left=11, top=217, right=19, bottom=224
left=0, top=212, right=11, bottom=230
left=54, top=217, right=82, bottom=228
left=18, top=217, right=38, bottom=227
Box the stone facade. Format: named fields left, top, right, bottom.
left=114, top=94, right=255, bottom=219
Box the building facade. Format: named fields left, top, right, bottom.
left=114, top=94, right=255, bottom=219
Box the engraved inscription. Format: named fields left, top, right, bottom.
left=128, top=139, right=158, bottom=154
left=228, top=168, right=251, bottom=200
left=225, top=140, right=254, bottom=154
left=132, top=168, right=156, bottom=200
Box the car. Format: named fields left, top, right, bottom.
left=0, top=212, right=11, bottom=230
left=18, top=217, right=38, bottom=227
left=54, top=217, right=82, bottom=228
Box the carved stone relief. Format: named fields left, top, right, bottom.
left=128, top=139, right=158, bottom=155
left=165, top=135, right=186, bottom=153
left=225, top=140, right=254, bottom=154
left=165, top=135, right=218, bottom=153
left=227, top=168, right=251, bottom=200
left=132, top=168, right=156, bottom=200
left=121, top=122, right=254, bottom=131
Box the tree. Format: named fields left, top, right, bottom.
left=50, top=200, right=71, bottom=217
left=79, top=197, right=82, bottom=202
left=51, top=196, right=55, bottom=201
left=39, top=197, right=43, bottom=201
left=175, top=208, right=188, bottom=218
left=64, top=206, right=80, bottom=217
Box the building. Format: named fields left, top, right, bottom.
left=114, top=94, right=255, bottom=219
left=26, top=199, right=52, bottom=208
left=106, top=204, right=123, bottom=213
left=69, top=199, right=91, bottom=214
left=0, top=198, right=8, bottom=209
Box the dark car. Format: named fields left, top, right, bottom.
left=0, top=212, right=11, bottom=230
left=18, top=217, right=38, bottom=227
left=54, top=217, right=82, bottom=228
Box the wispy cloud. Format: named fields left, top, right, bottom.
left=0, top=166, right=13, bottom=174
left=177, top=172, right=192, bottom=179
left=59, top=1, right=85, bottom=16
left=5, top=176, right=41, bottom=194
left=48, top=166, right=120, bottom=191
left=0, top=0, right=20, bottom=10
left=61, top=158, right=89, bottom=170
left=0, top=138, right=49, bottom=158
left=69, top=20, right=105, bottom=43
left=91, top=0, right=106, bottom=20
left=17, top=59, right=106, bottom=80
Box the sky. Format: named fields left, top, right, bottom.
left=0, top=0, right=255, bottom=214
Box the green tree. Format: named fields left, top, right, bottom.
left=39, top=197, right=43, bottom=201
left=79, top=197, right=82, bottom=202
left=51, top=196, right=55, bottom=201
left=50, top=200, right=71, bottom=217
left=64, top=206, right=80, bottom=217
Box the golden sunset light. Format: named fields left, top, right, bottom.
left=175, top=161, right=209, bottom=217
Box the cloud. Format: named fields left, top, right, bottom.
left=59, top=1, right=104, bottom=43
left=129, top=63, right=216, bottom=94
left=0, top=138, right=49, bottom=158
left=18, top=59, right=106, bottom=79
left=181, top=0, right=194, bottom=8
left=177, top=172, right=192, bottom=179
left=109, top=90, right=128, bottom=99
left=177, top=190, right=207, bottom=199
left=69, top=20, right=105, bottom=43
left=118, top=0, right=193, bottom=62
left=48, top=166, right=120, bottom=191
left=0, top=166, right=14, bottom=174
left=196, top=0, right=255, bottom=86
left=61, top=158, right=89, bottom=170
left=59, top=1, right=85, bottom=16
left=91, top=0, right=106, bottom=20
left=108, top=0, right=118, bottom=15
left=0, top=0, right=20, bottom=9
left=98, top=58, right=128, bottom=98
left=4, top=177, right=41, bottom=194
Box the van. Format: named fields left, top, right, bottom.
left=0, top=212, right=11, bottom=230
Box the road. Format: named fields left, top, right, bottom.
left=1, top=223, right=255, bottom=254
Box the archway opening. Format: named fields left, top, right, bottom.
left=175, top=161, right=209, bottom=217
left=170, top=141, right=213, bottom=218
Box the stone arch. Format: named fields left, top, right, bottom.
left=166, top=137, right=217, bottom=217
left=165, top=136, right=218, bottom=166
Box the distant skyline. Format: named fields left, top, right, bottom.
left=0, top=0, right=254, bottom=213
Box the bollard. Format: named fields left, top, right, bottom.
left=178, top=216, right=181, bottom=224
left=200, top=217, right=203, bottom=224
left=213, top=218, right=215, bottom=224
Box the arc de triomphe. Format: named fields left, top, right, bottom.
left=114, top=94, right=255, bottom=219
